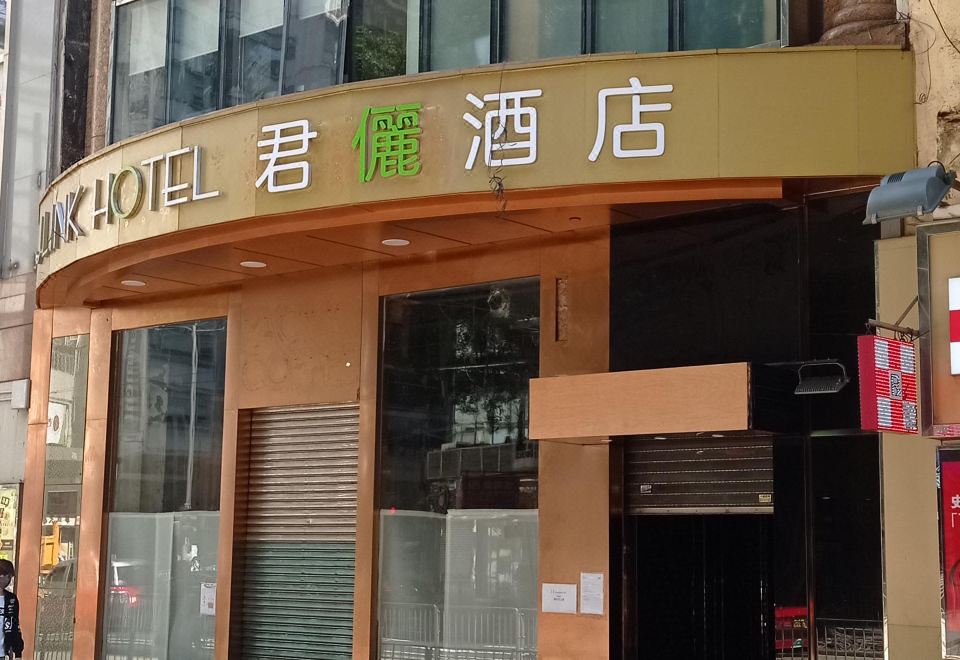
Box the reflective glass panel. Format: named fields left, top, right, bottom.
left=502, top=0, right=582, bottom=62
left=169, top=0, right=222, bottom=122
left=594, top=0, right=669, bottom=54
left=283, top=0, right=345, bottom=93
left=347, top=0, right=408, bottom=81
left=235, top=1, right=283, bottom=103
left=682, top=0, right=778, bottom=49
left=0, top=0, right=6, bottom=50
left=36, top=335, right=90, bottom=659
left=377, top=279, right=540, bottom=658
left=427, top=0, right=491, bottom=71
left=112, top=0, right=169, bottom=142
left=100, top=319, right=227, bottom=660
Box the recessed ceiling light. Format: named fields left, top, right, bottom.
left=381, top=238, right=410, bottom=247
left=240, top=260, right=267, bottom=269
left=569, top=216, right=582, bottom=222
left=121, top=279, right=146, bottom=287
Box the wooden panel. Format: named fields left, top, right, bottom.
left=235, top=267, right=362, bottom=410
left=72, top=418, right=107, bottom=660
left=353, top=263, right=380, bottom=660
left=133, top=258, right=253, bottom=286
left=215, top=292, right=243, bottom=660
left=51, top=307, right=91, bottom=338
left=177, top=245, right=319, bottom=276
left=397, top=214, right=549, bottom=244
left=215, top=410, right=239, bottom=660
left=110, top=291, right=229, bottom=330
left=530, top=363, right=751, bottom=440
left=311, top=223, right=466, bottom=256
left=18, top=424, right=48, bottom=660
left=28, top=310, right=53, bottom=425
left=233, top=234, right=384, bottom=267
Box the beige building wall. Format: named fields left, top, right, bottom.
left=909, top=0, right=960, bottom=177
left=877, top=236, right=942, bottom=658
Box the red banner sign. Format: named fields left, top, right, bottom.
left=857, top=335, right=918, bottom=434
left=942, top=454, right=960, bottom=637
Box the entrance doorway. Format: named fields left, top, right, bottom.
left=625, top=514, right=774, bottom=660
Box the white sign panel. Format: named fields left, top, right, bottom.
left=200, top=582, right=216, bottom=616
left=579, top=572, right=604, bottom=615
left=541, top=583, right=577, bottom=614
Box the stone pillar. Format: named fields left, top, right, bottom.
left=820, top=0, right=906, bottom=45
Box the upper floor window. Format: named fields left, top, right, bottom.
left=111, top=0, right=780, bottom=142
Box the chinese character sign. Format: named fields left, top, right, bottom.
left=950, top=277, right=960, bottom=375
left=255, top=119, right=318, bottom=193
left=0, top=485, right=19, bottom=562
left=941, top=453, right=960, bottom=638
left=352, top=103, right=422, bottom=183
left=857, top=335, right=918, bottom=434
left=589, top=77, right=673, bottom=162
left=463, top=89, right=542, bottom=169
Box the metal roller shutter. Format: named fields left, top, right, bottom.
left=624, top=435, right=774, bottom=515
left=233, top=403, right=359, bottom=659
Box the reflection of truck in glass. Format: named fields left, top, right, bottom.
left=40, top=522, right=61, bottom=575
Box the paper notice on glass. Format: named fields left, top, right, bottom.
left=200, top=582, right=216, bottom=616
left=580, top=572, right=604, bottom=615
left=541, top=583, right=577, bottom=614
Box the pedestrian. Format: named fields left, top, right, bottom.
left=0, top=560, right=23, bottom=659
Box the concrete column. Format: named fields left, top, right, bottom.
left=820, top=0, right=905, bottom=45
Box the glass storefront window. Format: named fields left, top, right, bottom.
left=36, top=335, right=90, bottom=659
left=594, top=0, right=669, bottom=54
left=100, top=319, right=227, bottom=660
left=112, top=0, right=168, bottom=142
left=502, top=0, right=582, bottom=62
left=682, top=0, right=779, bottom=49
left=377, top=279, right=540, bottom=658
left=169, top=0, right=222, bottom=122
left=425, top=0, right=491, bottom=71
left=111, top=0, right=783, bottom=140
left=346, top=0, right=408, bottom=82
left=283, top=0, right=346, bottom=94
left=235, top=1, right=283, bottom=103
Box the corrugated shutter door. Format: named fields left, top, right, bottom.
left=624, top=435, right=774, bottom=514
left=234, top=403, right=359, bottom=660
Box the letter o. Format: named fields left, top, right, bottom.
left=110, top=166, right=144, bottom=219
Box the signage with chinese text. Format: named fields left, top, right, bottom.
left=0, top=485, right=20, bottom=563
left=36, top=49, right=915, bottom=286
left=857, top=335, right=918, bottom=434
left=941, top=451, right=960, bottom=649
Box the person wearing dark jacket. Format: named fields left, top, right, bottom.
left=0, top=560, right=23, bottom=659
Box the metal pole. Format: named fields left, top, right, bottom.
left=183, top=323, right=198, bottom=510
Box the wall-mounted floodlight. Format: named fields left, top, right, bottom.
left=794, top=360, right=850, bottom=395
left=864, top=164, right=957, bottom=225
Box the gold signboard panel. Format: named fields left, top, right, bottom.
left=37, top=47, right=915, bottom=288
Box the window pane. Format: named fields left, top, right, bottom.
left=112, top=0, right=169, bottom=142
left=283, top=0, right=345, bottom=94
left=234, top=0, right=283, bottom=103
left=427, top=0, right=491, bottom=71
left=36, top=335, right=90, bottom=659
left=170, top=0, right=221, bottom=122
left=378, top=279, right=540, bottom=658
left=682, top=0, right=778, bottom=49
left=595, top=0, right=669, bottom=54
left=502, top=0, right=582, bottom=62
left=100, top=319, right=227, bottom=660
left=0, top=0, right=6, bottom=50
left=347, top=0, right=408, bottom=82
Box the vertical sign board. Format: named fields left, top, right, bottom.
left=0, top=485, right=20, bottom=563
left=941, top=451, right=960, bottom=655
left=857, top=335, right=918, bottom=434
left=950, top=277, right=960, bottom=375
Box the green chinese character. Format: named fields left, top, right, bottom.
left=352, top=103, right=422, bottom=183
